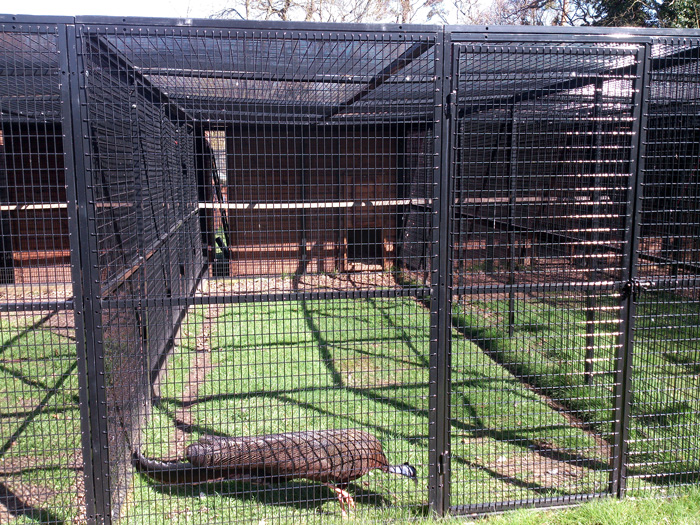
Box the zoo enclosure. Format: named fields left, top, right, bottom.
left=0, top=15, right=699, bottom=524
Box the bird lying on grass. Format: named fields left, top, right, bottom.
left=133, top=428, right=417, bottom=515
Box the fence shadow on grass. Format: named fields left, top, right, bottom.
left=150, top=295, right=613, bottom=508
left=143, top=476, right=399, bottom=514
left=0, top=481, right=67, bottom=525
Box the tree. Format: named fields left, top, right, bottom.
left=469, top=0, right=603, bottom=27
left=658, top=0, right=700, bottom=28
left=212, top=0, right=444, bottom=23
left=464, top=0, right=660, bottom=27
left=591, top=0, right=656, bottom=26
left=212, top=0, right=700, bottom=27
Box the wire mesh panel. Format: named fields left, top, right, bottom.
left=447, top=39, right=643, bottom=513
left=5, top=16, right=700, bottom=522
left=75, top=23, right=439, bottom=523
left=0, top=21, right=88, bottom=523
left=624, top=37, right=700, bottom=496
left=76, top=26, right=206, bottom=519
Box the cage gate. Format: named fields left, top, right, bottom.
left=443, top=35, right=645, bottom=513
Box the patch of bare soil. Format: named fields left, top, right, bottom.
left=488, top=447, right=588, bottom=488
left=0, top=450, right=86, bottom=524
left=44, top=311, right=76, bottom=340
left=154, top=304, right=226, bottom=460
left=202, top=271, right=402, bottom=296
left=0, top=451, right=82, bottom=475
left=0, top=282, right=72, bottom=302
left=461, top=435, right=607, bottom=493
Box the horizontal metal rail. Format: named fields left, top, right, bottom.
left=101, top=286, right=432, bottom=309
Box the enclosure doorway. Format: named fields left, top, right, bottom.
left=347, top=228, right=383, bottom=267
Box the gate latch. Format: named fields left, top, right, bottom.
left=622, top=279, right=656, bottom=299
left=438, top=451, right=448, bottom=476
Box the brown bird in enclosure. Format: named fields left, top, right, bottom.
left=133, top=428, right=417, bottom=515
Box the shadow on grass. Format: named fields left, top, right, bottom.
left=0, top=481, right=67, bottom=524
left=153, top=295, right=614, bottom=507
left=453, top=303, right=700, bottom=489
left=142, top=475, right=430, bottom=517
left=0, top=317, right=80, bottom=524
left=452, top=312, right=612, bottom=425
left=297, top=297, right=607, bottom=499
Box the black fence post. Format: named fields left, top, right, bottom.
left=611, top=41, right=651, bottom=499
left=428, top=27, right=454, bottom=517
left=57, top=21, right=99, bottom=525
left=63, top=23, right=112, bottom=524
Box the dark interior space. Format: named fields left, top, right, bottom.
left=347, top=228, right=383, bottom=264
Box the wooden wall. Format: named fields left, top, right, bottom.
left=1, top=123, right=70, bottom=266
left=225, top=125, right=400, bottom=275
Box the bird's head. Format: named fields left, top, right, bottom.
left=399, top=462, right=418, bottom=484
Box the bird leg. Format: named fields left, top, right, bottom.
left=323, top=483, right=355, bottom=517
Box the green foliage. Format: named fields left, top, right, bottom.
left=657, top=0, right=700, bottom=27
left=484, top=0, right=700, bottom=28
left=591, top=0, right=657, bottom=27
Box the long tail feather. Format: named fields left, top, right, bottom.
left=131, top=448, right=219, bottom=484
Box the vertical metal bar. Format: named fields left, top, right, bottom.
left=611, top=42, right=650, bottom=499
left=57, top=22, right=98, bottom=525
left=508, top=107, right=517, bottom=338
left=299, top=124, right=308, bottom=274
left=428, top=27, right=452, bottom=517
left=64, top=23, right=112, bottom=524
left=335, top=125, right=343, bottom=272
left=585, top=78, right=604, bottom=386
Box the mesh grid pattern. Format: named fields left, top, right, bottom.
left=0, top=23, right=86, bottom=524
left=448, top=41, right=640, bottom=512
left=624, top=37, right=700, bottom=495
left=1, top=19, right=700, bottom=523
left=78, top=26, right=437, bottom=522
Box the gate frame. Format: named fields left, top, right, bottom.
left=441, top=27, right=653, bottom=516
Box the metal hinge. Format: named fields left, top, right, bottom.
left=437, top=451, right=447, bottom=476
left=444, top=91, right=456, bottom=119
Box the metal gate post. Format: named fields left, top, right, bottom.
left=57, top=22, right=100, bottom=525
left=428, top=27, right=454, bottom=517
left=62, top=23, right=112, bottom=524
left=611, top=41, right=651, bottom=499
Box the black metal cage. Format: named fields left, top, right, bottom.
left=1, top=15, right=700, bottom=524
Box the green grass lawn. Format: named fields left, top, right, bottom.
left=452, top=291, right=700, bottom=494
left=0, top=312, right=84, bottom=524
left=481, top=486, right=700, bottom=525
left=131, top=295, right=620, bottom=523
left=1, top=290, right=698, bottom=524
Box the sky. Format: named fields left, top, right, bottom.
left=9, top=0, right=229, bottom=19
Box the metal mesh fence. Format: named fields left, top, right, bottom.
left=77, top=25, right=207, bottom=519
left=1, top=18, right=700, bottom=524
left=0, top=22, right=88, bottom=524
left=623, top=37, right=700, bottom=495
left=76, top=25, right=438, bottom=523
left=447, top=40, right=642, bottom=512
